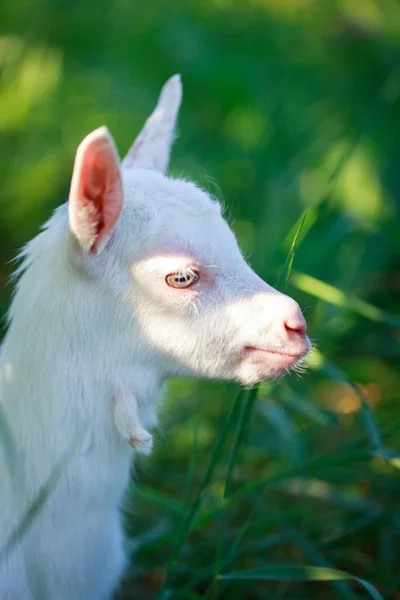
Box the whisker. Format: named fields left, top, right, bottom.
left=301, top=305, right=315, bottom=313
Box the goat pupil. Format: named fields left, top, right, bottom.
left=167, top=269, right=198, bottom=288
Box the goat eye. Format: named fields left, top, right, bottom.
left=166, top=268, right=199, bottom=289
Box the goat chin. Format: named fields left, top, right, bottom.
left=235, top=347, right=309, bottom=385
left=0, top=74, right=309, bottom=600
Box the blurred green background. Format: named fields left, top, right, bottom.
left=1, top=0, right=400, bottom=598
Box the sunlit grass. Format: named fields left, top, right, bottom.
left=292, top=272, right=400, bottom=329
left=0, top=36, right=62, bottom=131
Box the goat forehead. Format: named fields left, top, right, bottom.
left=122, top=169, right=220, bottom=217
left=171, top=212, right=232, bottom=247
left=121, top=169, right=242, bottom=262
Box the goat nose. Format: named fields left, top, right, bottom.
left=284, top=316, right=307, bottom=336
left=282, top=302, right=307, bottom=337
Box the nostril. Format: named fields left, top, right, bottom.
left=284, top=319, right=307, bottom=336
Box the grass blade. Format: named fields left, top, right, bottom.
left=308, top=349, right=383, bottom=452
left=259, top=397, right=305, bottom=467
left=291, top=272, right=400, bottom=329
left=278, top=384, right=335, bottom=426
left=265, top=503, right=358, bottom=600
left=218, top=566, right=383, bottom=600
left=182, top=421, right=199, bottom=507
left=240, top=447, right=397, bottom=497
left=224, top=385, right=259, bottom=499
left=277, top=209, right=310, bottom=292
left=133, top=486, right=183, bottom=518
left=169, top=387, right=245, bottom=563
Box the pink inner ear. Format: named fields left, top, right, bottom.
left=69, top=127, right=123, bottom=254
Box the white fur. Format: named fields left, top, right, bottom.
left=0, top=75, right=310, bottom=600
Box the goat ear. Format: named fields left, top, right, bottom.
left=68, top=126, right=123, bottom=254
left=122, top=74, right=182, bottom=173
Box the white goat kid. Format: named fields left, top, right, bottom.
left=0, top=75, right=310, bottom=600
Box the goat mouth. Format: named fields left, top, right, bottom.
left=243, top=346, right=308, bottom=367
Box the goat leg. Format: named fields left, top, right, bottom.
left=114, top=393, right=153, bottom=455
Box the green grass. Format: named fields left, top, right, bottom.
left=1, top=0, right=400, bottom=598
